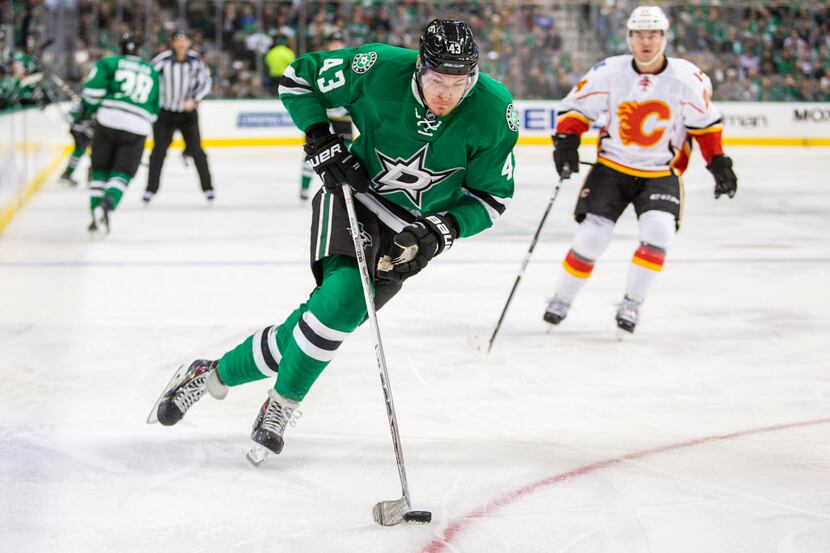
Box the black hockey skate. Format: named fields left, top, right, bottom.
left=88, top=195, right=113, bottom=234
left=59, top=169, right=78, bottom=187
left=147, top=359, right=228, bottom=425
left=247, top=389, right=298, bottom=466
left=543, top=296, right=570, bottom=325
left=615, top=296, right=642, bottom=338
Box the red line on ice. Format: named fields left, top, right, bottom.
left=422, top=417, right=830, bottom=553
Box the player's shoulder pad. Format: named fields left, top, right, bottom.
left=348, top=44, right=415, bottom=76
left=667, top=57, right=711, bottom=90
left=98, top=55, right=123, bottom=70
left=467, top=73, right=520, bottom=135
left=590, top=55, right=630, bottom=75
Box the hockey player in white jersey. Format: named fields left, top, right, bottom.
left=544, top=5, right=737, bottom=335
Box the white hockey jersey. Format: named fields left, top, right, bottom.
left=556, top=55, right=723, bottom=177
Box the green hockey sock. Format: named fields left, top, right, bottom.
left=89, top=170, right=107, bottom=210
left=105, top=171, right=131, bottom=209
left=215, top=256, right=370, bottom=402
left=66, top=144, right=86, bottom=173
left=300, top=158, right=312, bottom=191
left=274, top=256, right=369, bottom=401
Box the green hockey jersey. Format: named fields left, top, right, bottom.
left=281, top=44, right=518, bottom=238
left=82, top=55, right=160, bottom=136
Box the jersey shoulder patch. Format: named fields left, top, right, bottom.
left=506, top=103, right=520, bottom=132
left=351, top=51, right=377, bottom=74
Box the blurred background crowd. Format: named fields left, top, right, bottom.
left=2, top=0, right=829, bottom=111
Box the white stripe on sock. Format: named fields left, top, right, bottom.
left=293, top=323, right=338, bottom=362
left=302, top=311, right=349, bottom=341
left=251, top=328, right=278, bottom=377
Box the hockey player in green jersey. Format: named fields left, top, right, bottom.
left=149, top=19, right=518, bottom=464
left=82, top=34, right=160, bottom=233
left=59, top=99, right=95, bottom=186
left=297, top=30, right=352, bottom=200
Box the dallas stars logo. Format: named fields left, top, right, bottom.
left=373, top=145, right=461, bottom=208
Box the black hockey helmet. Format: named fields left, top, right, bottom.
left=325, top=30, right=345, bottom=44
left=418, top=19, right=478, bottom=76
left=119, top=33, right=142, bottom=56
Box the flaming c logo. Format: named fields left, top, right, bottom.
left=617, top=101, right=671, bottom=147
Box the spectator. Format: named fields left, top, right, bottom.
left=264, top=33, right=295, bottom=97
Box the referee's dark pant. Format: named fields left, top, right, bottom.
left=146, top=109, right=213, bottom=195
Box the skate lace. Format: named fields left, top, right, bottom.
left=261, top=401, right=302, bottom=434
left=545, top=296, right=569, bottom=314
left=615, top=297, right=641, bottom=321
left=172, top=374, right=208, bottom=414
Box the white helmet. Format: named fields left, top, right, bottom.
left=627, top=6, right=670, bottom=32
left=626, top=6, right=669, bottom=66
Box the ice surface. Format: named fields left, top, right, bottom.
left=1, top=146, right=829, bottom=552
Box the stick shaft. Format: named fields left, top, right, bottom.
left=341, top=185, right=411, bottom=506
left=486, top=178, right=565, bottom=353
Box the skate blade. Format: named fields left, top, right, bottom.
left=146, top=363, right=188, bottom=424
left=246, top=445, right=269, bottom=467
left=615, top=327, right=633, bottom=342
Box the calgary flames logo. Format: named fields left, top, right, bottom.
left=617, top=101, right=671, bottom=147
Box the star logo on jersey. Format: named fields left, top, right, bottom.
left=506, top=103, right=520, bottom=132
left=373, top=145, right=461, bottom=207
left=351, top=52, right=377, bottom=74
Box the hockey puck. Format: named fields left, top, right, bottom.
left=403, top=510, right=432, bottom=524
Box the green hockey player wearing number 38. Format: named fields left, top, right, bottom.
left=82, top=33, right=160, bottom=234
left=149, top=19, right=518, bottom=464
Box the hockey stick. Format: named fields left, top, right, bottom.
left=483, top=172, right=571, bottom=354
left=49, top=73, right=80, bottom=102
left=340, top=184, right=431, bottom=526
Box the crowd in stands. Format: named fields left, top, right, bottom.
left=2, top=0, right=829, bottom=112
left=599, top=2, right=830, bottom=101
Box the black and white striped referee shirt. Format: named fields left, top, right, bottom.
left=151, top=49, right=212, bottom=112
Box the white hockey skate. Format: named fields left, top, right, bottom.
left=247, top=389, right=299, bottom=466
left=615, top=296, right=642, bottom=340
left=147, top=359, right=228, bottom=425
left=543, top=296, right=570, bottom=326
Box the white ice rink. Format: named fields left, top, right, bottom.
left=1, top=146, right=829, bottom=552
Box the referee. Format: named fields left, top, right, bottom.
left=144, top=30, right=214, bottom=203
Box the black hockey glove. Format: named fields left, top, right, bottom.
left=552, top=133, right=581, bottom=179
left=707, top=154, right=738, bottom=199
left=304, top=131, right=368, bottom=195
left=378, top=214, right=458, bottom=278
